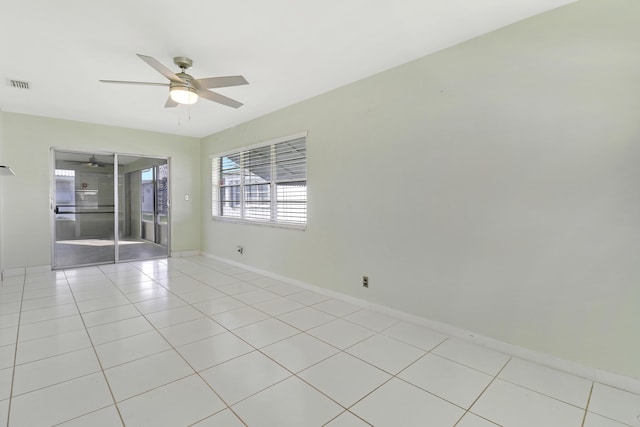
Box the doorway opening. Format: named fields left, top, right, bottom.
left=52, top=150, right=170, bottom=269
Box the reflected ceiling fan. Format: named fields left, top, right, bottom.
left=66, top=155, right=108, bottom=168
left=99, top=54, right=248, bottom=108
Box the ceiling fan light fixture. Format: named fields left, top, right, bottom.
left=170, top=85, right=198, bottom=105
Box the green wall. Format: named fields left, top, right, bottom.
left=201, top=0, right=640, bottom=379
left=0, top=113, right=201, bottom=268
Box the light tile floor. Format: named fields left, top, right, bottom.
left=0, top=256, right=639, bottom=426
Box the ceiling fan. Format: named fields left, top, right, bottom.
left=100, top=54, right=248, bottom=108
left=66, top=155, right=108, bottom=168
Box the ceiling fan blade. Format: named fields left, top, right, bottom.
left=164, top=97, right=178, bottom=108
left=194, top=76, right=248, bottom=89
left=136, top=54, right=184, bottom=83
left=198, top=90, right=243, bottom=108
left=99, top=80, right=169, bottom=87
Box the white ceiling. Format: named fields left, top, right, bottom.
left=0, top=0, right=575, bottom=138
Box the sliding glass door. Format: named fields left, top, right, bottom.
left=52, top=150, right=169, bottom=269
left=118, top=156, right=169, bottom=262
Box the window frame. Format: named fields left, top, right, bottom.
left=211, top=131, right=307, bottom=230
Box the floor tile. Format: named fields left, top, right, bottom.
left=381, top=322, right=448, bottom=351
left=124, top=286, right=170, bottom=303
left=232, top=318, right=299, bottom=348
left=324, top=411, right=371, bottom=426
left=159, top=317, right=226, bottom=347
left=233, top=289, right=280, bottom=305
left=399, top=353, right=493, bottom=409
left=51, top=404, right=123, bottom=426
left=193, top=296, right=247, bottom=316
left=432, top=338, right=510, bottom=376
left=588, top=382, right=640, bottom=426
left=232, top=376, right=342, bottom=427
left=118, top=375, right=225, bottom=427
left=0, top=313, right=19, bottom=329
left=104, top=349, right=194, bottom=401
left=115, top=279, right=159, bottom=294
left=470, top=379, right=585, bottom=427
left=0, top=326, right=17, bottom=347
left=20, top=294, right=75, bottom=311
left=5, top=258, right=640, bottom=427
left=261, top=333, right=339, bottom=373
left=193, top=273, right=239, bottom=288
left=87, top=316, right=153, bottom=345
left=178, top=287, right=226, bottom=304
left=157, top=276, right=211, bottom=295
left=200, top=351, right=291, bottom=405
left=18, top=303, right=79, bottom=325
left=18, top=314, right=85, bottom=343
left=0, top=398, right=7, bottom=426
left=499, top=358, right=592, bottom=408
left=76, top=294, right=131, bottom=313
left=211, top=306, right=270, bottom=330
left=81, top=304, right=141, bottom=328
left=299, top=352, right=391, bottom=407
left=0, top=367, right=11, bottom=400
left=71, top=286, right=120, bottom=303
left=22, top=285, right=69, bottom=300
left=456, top=413, right=500, bottom=426
left=0, top=344, right=15, bottom=370
left=9, top=372, right=113, bottom=426
left=176, top=332, right=254, bottom=371
left=144, top=305, right=204, bottom=329
left=265, top=282, right=304, bottom=297
left=94, top=330, right=171, bottom=369
left=351, top=377, right=464, bottom=427
left=12, top=347, right=101, bottom=396
left=346, top=333, right=425, bottom=374
left=312, top=299, right=362, bottom=317
left=134, top=295, right=187, bottom=314
left=286, top=290, right=331, bottom=305
left=343, top=309, right=399, bottom=332
left=15, top=329, right=92, bottom=365
left=216, top=281, right=259, bottom=295
left=583, top=412, right=631, bottom=427
left=253, top=297, right=305, bottom=316
left=191, top=409, right=245, bottom=426
left=307, top=319, right=376, bottom=349
left=277, top=306, right=336, bottom=331
left=0, top=301, right=21, bottom=315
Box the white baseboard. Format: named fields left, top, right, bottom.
left=200, top=251, right=640, bottom=395
left=170, top=250, right=200, bottom=258
left=26, top=265, right=52, bottom=274
left=2, top=267, right=26, bottom=277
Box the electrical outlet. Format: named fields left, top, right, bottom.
left=362, top=276, right=369, bottom=288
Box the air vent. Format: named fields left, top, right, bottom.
left=8, top=79, right=30, bottom=90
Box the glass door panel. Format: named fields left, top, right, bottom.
left=53, top=151, right=116, bottom=268
left=118, top=156, right=169, bottom=262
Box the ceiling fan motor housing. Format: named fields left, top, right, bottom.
left=173, top=56, right=193, bottom=70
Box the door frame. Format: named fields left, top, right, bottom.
left=50, top=148, right=171, bottom=269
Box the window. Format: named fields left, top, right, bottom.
left=212, top=134, right=307, bottom=227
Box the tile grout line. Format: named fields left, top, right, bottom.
left=580, top=382, right=594, bottom=427
left=106, top=265, right=251, bottom=426
left=63, top=268, right=127, bottom=427
left=5, top=273, right=26, bottom=427
left=451, top=355, right=512, bottom=427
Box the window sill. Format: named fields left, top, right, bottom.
left=211, top=216, right=306, bottom=231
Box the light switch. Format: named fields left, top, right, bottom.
left=184, top=194, right=190, bottom=201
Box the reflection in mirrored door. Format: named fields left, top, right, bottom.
left=52, top=150, right=169, bottom=269
left=118, top=156, right=169, bottom=262
left=53, top=152, right=116, bottom=268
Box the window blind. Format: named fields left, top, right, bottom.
left=211, top=135, right=307, bottom=227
